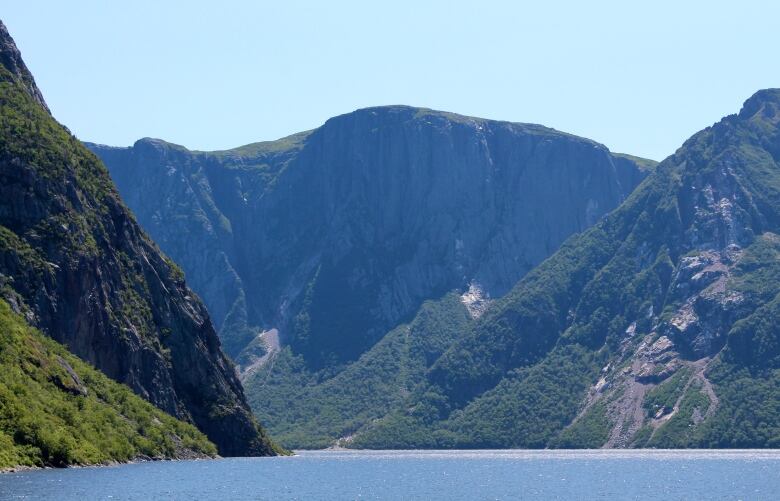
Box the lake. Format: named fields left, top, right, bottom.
left=1, top=450, right=779, bottom=500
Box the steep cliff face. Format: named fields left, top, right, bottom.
left=353, top=89, right=780, bottom=449
left=89, top=106, right=653, bottom=447
left=89, top=107, right=652, bottom=371
left=0, top=20, right=279, bottom=456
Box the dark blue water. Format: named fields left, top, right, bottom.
left=1, top=450, right=779, bottom=500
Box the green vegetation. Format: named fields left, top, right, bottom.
left=552, top=402, right=611, bottom=449
left=630, top=425, right=653, bottom=448
left=351, top=345, right=602, bottom=449
left=428, top=225, right=624, bottom=409
left=0, top=66, right=116, bottom=230
left=0, top=300, right=216, bottom=469
left=648, top=381, right=711, bottom=448
left=643, top=368, right=692, bottom=417
left=247, top=294, right=473, bottom=448
left=729, top=234, right=780, bottom=306
left=445, top=346, right=602, bottom=448
left=205, top=130, right=313, bottom=158
left=611, top=152, right=659, bottom=171
left=692, top=361, right=780, bottom=447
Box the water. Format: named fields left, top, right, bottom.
left=1, top=450, right=779, bottom=500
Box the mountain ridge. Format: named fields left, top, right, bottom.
left=94, top=104, right=642, bottom=158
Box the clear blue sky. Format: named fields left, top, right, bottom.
left=4, top=1, right=779, bottom=160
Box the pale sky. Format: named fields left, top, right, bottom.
left=4, top=1, right=779, bottom=161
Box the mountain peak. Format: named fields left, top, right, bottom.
left=321, top=104, right=597, bottom=149
left=738, top=88, right=780, bottom=121
left=0, top=20, right=49, bottom=112
left=335, top=104, right=510, bottom=127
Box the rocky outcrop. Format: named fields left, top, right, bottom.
left=0, top=21, right=48, bottom=112
left=0, top=20, right=279, bottom=456
left=662, top=248, right=748, bottom=358
left=89, top=107, right=653, bottom=372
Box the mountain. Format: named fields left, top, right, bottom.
left=89, top=106, right=654, bottom=447
left=0, top=20, right=281, bottom=457
left=351, top=89, right=780, bottom=449
left=89, top=109, right=651, bottom=367
left=0, top=299, right=216, bottom=469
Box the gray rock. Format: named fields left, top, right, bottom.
left=89, top=107, right=653, bottom=371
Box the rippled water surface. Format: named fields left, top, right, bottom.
left=2, top=449, right=779, bottom=500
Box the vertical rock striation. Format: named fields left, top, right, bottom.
left=89, top=106, right=653, bottom=372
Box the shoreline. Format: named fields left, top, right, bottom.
left=0, top=454, right=220, bottom=475
left=5, top=448, right=780, bottom=474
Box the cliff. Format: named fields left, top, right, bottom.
left=89, top=106, right=654, bottom=446
left=90, top=107, right=652, bottom=366
left=0, top=20, right=280, bottom=456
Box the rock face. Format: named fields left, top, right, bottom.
left=88, top=107, right=652, bottom=372
left=0, top=21, right=48, bottom=112
left=0, top=20, right=279, bottom=456
left=350, top=88, right=780, bottom=449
